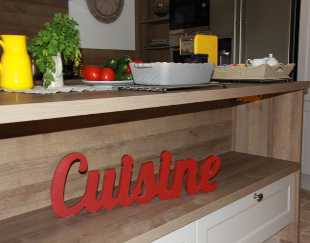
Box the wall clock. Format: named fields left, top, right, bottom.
left=86, top=0, right=124, bottom=24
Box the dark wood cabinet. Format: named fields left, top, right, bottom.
left=136, top=0, right=170, bottom=62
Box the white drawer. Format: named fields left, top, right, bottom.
left=196, top=173, right=295, bottom=243
left=152, top=221, right=196, bottom=243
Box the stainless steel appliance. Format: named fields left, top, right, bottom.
left=169, top=0, right=300, bottom=78
left=211, top=0, right=299, bottom=65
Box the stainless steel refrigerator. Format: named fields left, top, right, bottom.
left=210, top=0, right=299, bottom=71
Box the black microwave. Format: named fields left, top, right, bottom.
left=169, top=0, right=210, bottom=32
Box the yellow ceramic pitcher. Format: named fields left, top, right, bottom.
left=0, top=35, right=33, bottom=90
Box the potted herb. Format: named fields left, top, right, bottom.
left=28, top=13, right=82, bottom=88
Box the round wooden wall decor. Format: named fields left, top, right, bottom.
left=86, top=0, right=124, bottom=24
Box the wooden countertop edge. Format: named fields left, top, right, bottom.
left=0, top=82, right=309, bottom=124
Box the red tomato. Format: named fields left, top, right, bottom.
left=99, top=68, right=115, bottom=81
left=124, top=64, right=131, bottom=73
left=131, top=60, right=144, bottom=63
left=83, top=66, right=101, bottom=81
left=126, top=60, right=143, bottom=73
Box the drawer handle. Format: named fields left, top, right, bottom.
left=254, top=193, right=264, bottom=202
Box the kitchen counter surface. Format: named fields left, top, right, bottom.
left=0, top=81, right=309, bottom=125
left=0, top=81, right=309, bottom=242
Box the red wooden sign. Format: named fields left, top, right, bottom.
left=51, top=150, right=221, bottom=217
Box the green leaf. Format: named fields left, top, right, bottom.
left=44, top=79, right=51, bottom=88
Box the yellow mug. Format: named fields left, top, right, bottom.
left=0, top=35, right=34, bottom=90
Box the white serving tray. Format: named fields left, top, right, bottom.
left=212, top=63, right=295, bottom=80
left=129, top=62, right=214, bottom=85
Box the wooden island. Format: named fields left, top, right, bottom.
left=0, top=81, right=308, bottom=243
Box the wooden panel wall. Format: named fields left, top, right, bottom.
left=232, top=90, right=304, bottom=243
left=136, top=0, right=170, bottom=62
left=80, top=48, right=138, bottom=69
left=0, top=101, right=233, bottom=221
left=0, top=0, right=139, bottom=67
left=0, top=0, right=68, bottom=37
left=232, top=91, right=304, bottom=162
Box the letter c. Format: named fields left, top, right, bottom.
left=51, top=153, right=88, bottom=217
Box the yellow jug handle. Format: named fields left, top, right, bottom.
left=0, top=40, right=4, bottom=49
left=0, top=40, right=3, bottom=86
left=0, top=39, right=3, bottom=86
left=0, top=62, right=2, bottom=87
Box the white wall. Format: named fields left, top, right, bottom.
left=68, top=0, right=135, bottom=50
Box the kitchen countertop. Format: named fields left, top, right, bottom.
left=0, top=81, right=309, bottom=125
left=0, top=80, right=308, bottom=242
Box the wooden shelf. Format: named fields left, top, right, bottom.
left=141, top=45, right=170, bottom=50
left=0, top=151, right=299, bottom=243
left=139, top=17, right=169, bottom=25
left=136, top=0, right=170, bottom=62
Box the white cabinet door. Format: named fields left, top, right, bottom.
left=196, top=174, right=295, bottom=243
left=152, top=221, right=196, bottom=243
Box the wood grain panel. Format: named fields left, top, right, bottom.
left=232, top=91, right=304, bottom=243
left=1, top=0, right=68, bottom=17
left=140, top=48, right=170, bottom=63
left=0, top=105, right=232, bottom=220
left=0, top=83, right=307, bottom=241
left=232, top=91, right=304, bottom=162
left=0, top=0, right=68, bottom=48
left=0, top=99, right=233, bottom=139
left=136, top=0, right=170, bottom=62
left=1, top=0, right=68, bottom=8
left=0, top=152, right=299, bottom=243
left=80, top=48, right=138, bottom=68
left=1, top=82, right=308, bottom=125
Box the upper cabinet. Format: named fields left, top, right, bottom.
left=135, top=0, right=170, bottom=62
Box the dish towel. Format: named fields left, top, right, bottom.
left=0, top=85, right=115, bottom=94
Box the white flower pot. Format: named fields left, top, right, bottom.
left=44, top=52, right=64, bottom=88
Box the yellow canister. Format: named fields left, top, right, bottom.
left=0, top=35, right=34, bottom=90
left=194, top=35, right=218, bottom=66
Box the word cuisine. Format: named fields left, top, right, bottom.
left=51, top=151, right=221, bottom=217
